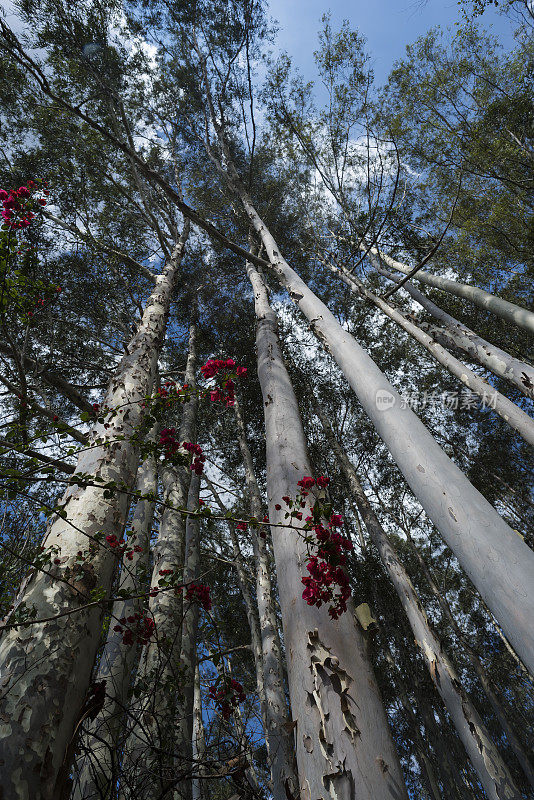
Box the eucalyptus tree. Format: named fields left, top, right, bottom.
left=0, top=1, right=532, bottom=798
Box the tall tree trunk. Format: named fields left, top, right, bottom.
left=313, top=396, right=523, bottom=800
left=362, top=243, right=534, bottom=334
left=412, top=679, right=473, bottom=800
left=191, top=661, right=207, bottom=800
left=73, top=426, right=158, bottom=800
left=174, top=470, right=202, bottom=800
left=249, top=259, right=408, bottom=800
left=0, top=224, right=189, bottom=800
left=377, top=623, right=443, bottom=800
left=213, top=143, right=534, bottom=677
left=120, top=316, right=198, bottom=799
left=233, top=391, right=299, bottom=800
left=370, top=261, right=534, bottom=399
left=404, top=532, right=534, bottom=793
left=328, top=262, right=534, bottom=446
left=205, top=477, right=270, bottom=741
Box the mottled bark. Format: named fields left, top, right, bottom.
left=329, top=264, right=534, bottom=446
left=0, top=225, right=189, bottom=800
left=364, top=244, right=534, bottom=334
left=73, top=428, right=158, bottom=800
left=233, top=390, right=299, bottom=800
left=371, top=261, right=534, bottom=400
left=250, top=261, right=408, bottom=800
left=314, top=399, right=522, bottom=799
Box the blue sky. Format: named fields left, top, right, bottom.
left=266, top=0, right=515, bottom=88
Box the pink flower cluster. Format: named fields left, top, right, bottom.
left=280, top=476, right=353, bottom=619
left=201, top=358, right=246, bottom=379
left=159, top=427, right=181, bottom=459
left=302, top=508, right=353, bottom=619
left=0, top=180, right=47, bottom=229
left=105, top=533, right=143, bottom=562
left=185, top=582, right=212, bottom=611
left=182, top=440, right=205, bottom=475
left=209, top=677, right=246, bottom=720
left=113, top=612, right=155, bottom=647
left=158, top=431, right=205, bottom=473
left=201, top=358, right=247, bottom=408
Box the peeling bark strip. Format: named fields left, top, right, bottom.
left=73, top=427, right=158, bottom=800
left=329, top=264, right=534, bottom=447
left=364, top=244, right=534, bottom=335
left=371, top=261, right=534, bottom=400
left=313, top=398, right=522, bottom=800
left=0, top=224, right=189, bottom=800
left=233, top=390, right=299, bottom=800
left=250, top=262, right=408, bottom=800
left=216, top=147, right=534, bottom=678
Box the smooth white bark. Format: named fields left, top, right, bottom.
left=73, top=428, right=158, bottom=800
left=330, top=263, right=534, bottom=446
left=365, top=245, right=534, bottom=334
left=233, top=392, right=299, bottom=800
left=315, top=398, right=522, bottom=800
left=371, top=260, right=534, bottom=400
left=250, top=261, right=408, bottom=800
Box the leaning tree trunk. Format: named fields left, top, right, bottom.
left=118, top=461, right=189, bottom=800
left=214, top=144, right=534, bottom=677
left=0, top=224, right=189, bottom=800
left=370, top=260, right=534, bottom=399
left=233, top=390, right=299, bottom=800
left=404, top=532, right=534, bottom=793
left=328, top=262, right=534, bottom=446
left=249, top=259, right=408, bottom=800
left=362, top=243, right=534, bottom=334
left=313, top=395, right=523, bottom=799
left=73, top=425, right=158, bottom=800
left=408, top=660, right=474, bottom=800
left=376, top=621, right=443, bottom=800
left=120, top=316, right=198, bottom=799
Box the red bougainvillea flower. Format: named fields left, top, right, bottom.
left=0, top=182, right=46, bottom=229
left=185, top=582, right=212, bottom=611
left=209, top=677, right=246, bottom=720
